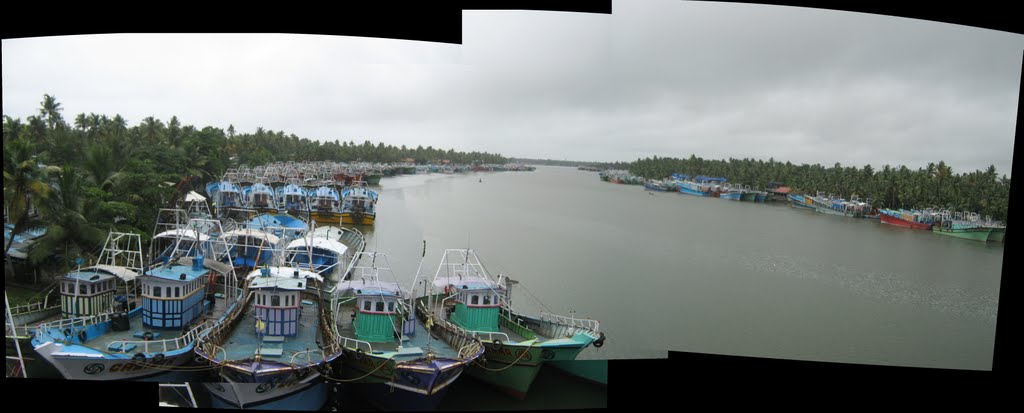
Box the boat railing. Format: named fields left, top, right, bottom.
left=540, top=312, right=601, bottom=333
left=289, top=348, right=325, bottom=365
left=38, top=312, right=113, bottom=335
left=335, top=334, right=374, bottom=353
left=9, top=301, right=59, bottom=316
left=469, top=330, right=510, bottom=343
left=107, top=321, right=211, bottom=355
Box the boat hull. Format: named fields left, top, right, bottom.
left=880, top=212, right=933, bottom=230
left=987, top=227, right=1006, bottom=242
left=310, top=211, right=343, bottom=227
left=341, top=212, right=376, bottom=226
left=740, top=192, right=756, bottom=202
left=788, top=195, right=814, bottom=210
left=467, top=342, right=545, bottom=399
left=337, top=349, right=467, bottom=396
left=30, top=339, right=195, bottom=381
left=678, top=186, right=707, bottom=196
left=205, top=376, right=329, bottom=411
left=720, top=192, right=742, bottom=201
left=546, top=359, right=608, bottom=387
left=932, top=226, right=993, bottom=242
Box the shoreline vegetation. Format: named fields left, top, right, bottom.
left=4, top=94, right=1011, bottom=285
left=3, top=95, right=509, bottom=282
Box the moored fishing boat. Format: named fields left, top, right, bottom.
left=244, top=183, right=279, bottom=215
left=788, top=194, right=815, bottom=210
left=330, top=251, right=484, bottom=411
left=275, top=183, right=310, bottom=217
left=719, top=184, right=743, bottom=201
left=285, top=226, right=365, bottom=285
left=195, top=266, right=343, bottom=410
left=308, top=185, right=343, bottom=227
left=422, top=249, right=604, bottom=399
left=32, top=226, right=244, bottom=381
left=643, top=179, right=672, bottom=192
left=879, top=209, right=936, bottom=230
left=739, top=185, right=757, bottom=202
left=207, top=179, right=245, bottom=219
left=932, top=211, right=995, bottom=242
left=341, top=182, right=378, bottom=226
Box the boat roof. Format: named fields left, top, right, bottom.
left=223, top=229, right=281, bottom=246
left=144, top=263, right=209, bottom=282
left=335, top=278, right=405, bottom=297
left=153, top=229, right=211, bottom=242
left=185, top=191, right=207, bottom=202
left=432, top=275, right=501, bottom=291
left=66, top=265, right=140, bottom=282
left=245, top=267, right=323, bottom=290
left=248, top=214, right=307, bottom=230
left=286, top=237, right=349, bottom=255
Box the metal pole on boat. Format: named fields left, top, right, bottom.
left=5, top=291, right=28, bottom=378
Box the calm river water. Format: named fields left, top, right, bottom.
left=365, top=165, right=1001, bottom=371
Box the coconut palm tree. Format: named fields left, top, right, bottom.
left=26, top=166, right=107, bottom=270
left=4, top=138, right=51, bottom=258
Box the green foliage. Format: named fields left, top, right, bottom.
left=628, top=155, right=1010, bottom=221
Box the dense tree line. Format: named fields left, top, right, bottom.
left=628, top=155, right=1011, bottom=222
left=512, top=158, right=631, bottom=169
left=3, top=94, right=507, bottom=275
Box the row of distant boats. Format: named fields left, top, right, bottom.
left=8, top=172, right=601, bottom=411
left=596, top=169, right=1007, bottom=243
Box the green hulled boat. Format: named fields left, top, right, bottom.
left=422, top=249, right=605, bottom=399
left=932, top=223, right=993, bottom=242
left=986, top=226, right=1006, bottom=242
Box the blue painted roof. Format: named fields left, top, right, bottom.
left=146, top=264, right=207, bottom=281
left=65, top=270, right=116, bottom=282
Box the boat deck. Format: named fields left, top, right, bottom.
left=336, top=302, right=461, bottom=360
left=220, top=301, right=324, bottom=363
left=86, top=292, right=237, bottom=353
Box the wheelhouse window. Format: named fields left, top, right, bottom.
left=387, top=301, right=395, bottom=312
left=471, top=295, right=479, bottom=305
left=153, top=286, right=161, bottom=297
left=271, top=295, right=280, bottom=306
left=375, top=301, right=385, bottom=312
left=482, top=295, right=491, bottom=305
left=363, top=300, right=372, bottom=311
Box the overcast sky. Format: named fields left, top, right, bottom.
left=3, top=1, right=1021, bottom=175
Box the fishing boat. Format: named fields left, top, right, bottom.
left=341, top=183, right=378, bottom=226
left=246, top=213, right=309, bottom=242
left=879, top=209, right=936, bottom=230
left=309, top=185, right=343, bottom=227
left=32, top=226, right=244, bottom=381
left=243, top=183, right=280, bottom=215
left=207, top=179, right=245, bottom=219
left=808, top=193, right=867, bottom=218
left=285, top=226, right=365, bottom=285
left=932, top=211, right=995, bottom=242
left=983, top=218, right=1007, bottom=243
left=276, top=184, right=310, bottom=217
left=195, top=266, right=344, bottom=410
left=788, top=194, right=815, bottom=210
left=739, top=185, right=757, bottom=202
left=752, top=187, right=768, bottom=203
left=643, top=179, right=672, bottom=192
left=719, top=184, right=743, bottom=201
left=330, top=251, right=484, bottom=411
left=421, top=249, right=604, bottom=399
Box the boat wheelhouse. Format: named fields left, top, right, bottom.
left=285, top=226, right=365, bottom=285
left=195, top=266, right=343, bottom=410
left=309, top=185, right=343, bottom=227
left=330, top=252, right=483, bottom=410
left=421, top=249, right=604, bottom=399
left=31, top=229, right=244, bottom=381
left=244, top=183, right=279, bottom=214
left=340, top=183, right=378, bottom=226
left=275, top=184, right=309, bottom=217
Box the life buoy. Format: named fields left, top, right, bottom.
left=593, top=332, right=606, bottom=348
left=153, top=353, right=165, bottom=362
left=492, top=339, right=503, bottom=350
left=78, top=330, right=87, bottom=342
left=63, top=328, right=72, bottom=337
left=355, top=348, right=365, bottom=360
left=132, top=353, right=146, bottom=361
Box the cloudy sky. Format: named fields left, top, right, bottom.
left=3, top=1, right=1021, bottom=175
